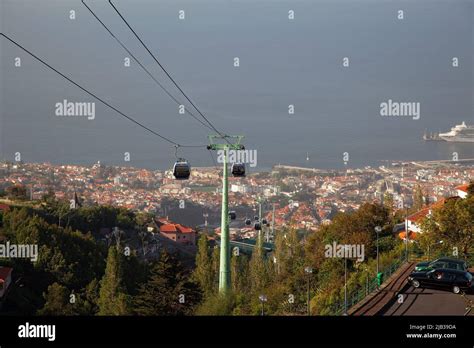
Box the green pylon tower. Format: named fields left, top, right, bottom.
left=207, top=135, right=245, bottom=294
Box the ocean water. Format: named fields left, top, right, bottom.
left=1, top=0, right=473, bottom=171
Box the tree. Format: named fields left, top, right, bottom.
left=210, top=246, right=220, bottom=291
left=98, top=246, right=130, bottom=315
left=38, top=283, right=76, bottom=315
left=193, top=234, right=214, bottom=297
left=421, top=197, right=473, bottom=257
left=134, top=250, right=201, bottom=315
left=249, top=233, right=269, bottom=292
left=6, top=184, right=27, bottom=200
left=230, top=252, right=249, bottom=294
left=467, top=181, right=474, bottom=196
left=274, top=228, right=304, bottom=282
left=413, top=184, right=425, bottom=211
left=383, top=192, right=394, bottom=215
left=195, top=292, right=236, bottom=316
left=80, top=278, right=100, bottom=315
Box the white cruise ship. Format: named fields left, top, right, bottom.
left=438, top=122, right=474, bottom=142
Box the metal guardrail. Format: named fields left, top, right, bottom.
left=330, top=254, right=406, bottom=315
left=325, top=251, right=473, bottom=315
left=460, top=292, right=473, bottom=316
left=411, top=251, right=474, bottom=265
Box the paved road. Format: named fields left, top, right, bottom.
left=381, top=285, right=474, bottom=316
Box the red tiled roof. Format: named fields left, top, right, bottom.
left=0, top=204, right=10, bottom=211
left=408, top=198, right=448, bottom=223
left=159, top=222, right=194, bottom=234
left=160, top=224, right=177, bottom=233
left=176, top=224, right=194, bottom=233
left=156, top=218, right=170, bottom=225
left=0, top=267, right=13, bottom=281
left=398, top=231, right=417, bottom=240
left=456, top=184, right=469, bottom=193
left=407, top=207, right=431, bottom=223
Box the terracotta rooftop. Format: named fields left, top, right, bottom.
left=160, top=224, right=177, bottom=233
left=407, top=198, right=449, bottom=223
left=456, top=184, right=469, bottom=193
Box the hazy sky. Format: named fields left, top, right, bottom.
left=1, top=0, right=473, bottom=170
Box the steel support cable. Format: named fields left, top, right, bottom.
left=108, top=0, right=232, bottom=145
left=0, top=33, right=206, bottom=148
left=81, top=0, right=215, bottom=132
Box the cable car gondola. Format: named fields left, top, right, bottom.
left=254, top=216, right=259, bottom=221
left=173, top=159, right=191, bottom=180
left=231, top=162, right=246, bottom=177
left=245, top=218, right=251, bottom=226
left=229, top=211, right=237, bottom=220
left=254, top=222, right=262, bottom=231
left=261, top=219, right=268, bottom=225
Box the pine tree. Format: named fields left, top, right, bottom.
left=210, top=246, right=220, bottom=292
left=97, top=246, right=130, bottom=315
left=38, top=282, right=76, bottom=315
left=274, top=228, right=303, bottom=280
left=231, top=252, right=249, bottom=293
left=194, top=234, right=213, bottom=296
left=413, top=184, right=425, bottom=210
left=249, top=232, right=268, bottom=292
left=80, top=278, right=100, bottom=315
left=383, top=192, right=394, bottom=214
left=133, top=250, right=201, bottom=315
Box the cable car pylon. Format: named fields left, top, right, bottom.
left=207, top=135, right=245, bottom=294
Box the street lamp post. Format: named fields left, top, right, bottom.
left=259, top=294, right=267, bottom=316
left=305, top=266, right=313, bottom=315
left=366, top=272, right=369, bottom=296
left=428, top=240, right=444, bottom=260
left=375, top=226, right=381, bottom=276
left=344, top=256, right=348, bottom=316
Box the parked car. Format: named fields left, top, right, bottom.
left=408, top=268, right=473, bottom=294
left=414, top=257, right=468, bottom=272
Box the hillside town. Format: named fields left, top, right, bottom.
left=0, top=160, right=471, bottom=241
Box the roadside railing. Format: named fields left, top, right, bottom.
left=328, top=249, right=473, bottom=315
left=330, top=253, right=406, bottom=316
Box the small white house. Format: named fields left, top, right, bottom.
left=456, top=184, right=469, bottom=199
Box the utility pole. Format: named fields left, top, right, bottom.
left=207, top=135, right=244, bottom=294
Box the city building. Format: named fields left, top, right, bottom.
left=456, top=184, right=469, bottom=199
left=156, top=218, right=197, bottom=245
